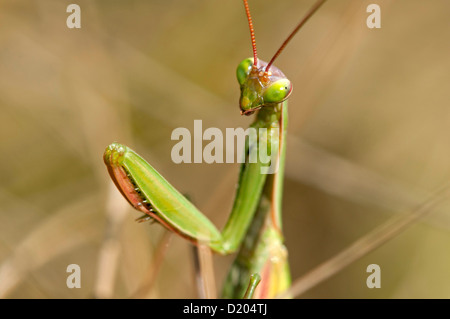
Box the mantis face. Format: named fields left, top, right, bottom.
left=237, top=57, right=292, bottom=116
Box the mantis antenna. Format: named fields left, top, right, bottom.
left=242, top=0, right=327, bottom=80
left=265, top=0, right=328, bottom=73
left=243, top=0, right=258, bottom=66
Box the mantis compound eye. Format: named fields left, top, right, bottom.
left=236, top=57, right=254, bottom=86
left=263, top=79, right=292, bottom=104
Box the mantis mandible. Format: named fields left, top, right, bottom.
left=103, top=0, right=327, bottom=298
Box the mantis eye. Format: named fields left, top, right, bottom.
left=263, top=79, right=292, bottom=103
left=236, top=57, right=253, bottom=86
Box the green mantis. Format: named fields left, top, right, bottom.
left=103, top=0, right=327, bottom=298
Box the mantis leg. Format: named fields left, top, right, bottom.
left=103, top=120, right=270, bottom=256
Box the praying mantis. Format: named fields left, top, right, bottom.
left=103, top=0, right=327, bottom=299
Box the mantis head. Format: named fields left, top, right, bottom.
left=238, top=0, right=326, bottom=116
left=237, top=57, right=292, bottom=116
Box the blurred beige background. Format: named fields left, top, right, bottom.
left=0, top=0, right=450, bottom=298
